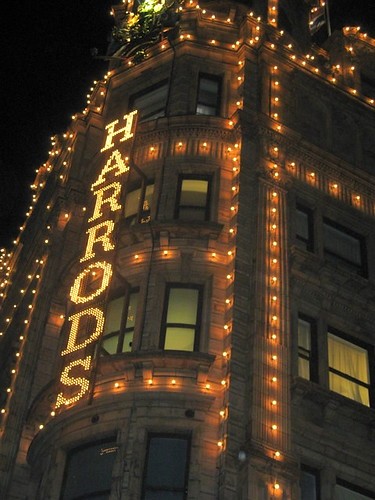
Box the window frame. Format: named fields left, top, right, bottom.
left=323, top=218, right=367, bottom=278
left=141, top=433, right=191, bottom=500
left=129, top=79, right=169, bottom=123
left=195, top=73, right=222, bottom=117
left=159, top=284, right=203, bottom=352
left=99, top=287, right=139, bottom=356
left=297, top=314, right=319, bottom=383
left=296, top=204, right=314, bottom=252
left=175, top=174, right=212, bottom=222
left=327, top=327, right=374, bottom=408
left=300, top=464, right=321, bottom=500
left=60, top=437, right=118, bottom=500
left=336, top=478, right=375, bottom=499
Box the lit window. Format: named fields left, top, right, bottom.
left=328, top=331, right=372, bottom=407
left=335, top=479, right=375, bottom=500
left=175, top=175, right=211, bottom=221
left=160, top=285, right=202, bottom=352
left=297, top=316, right=318, bottom=382
left=100, top=289, right=139, bottom=355
left=124, top=182, right=154, bottom=225
left=196, top=74, right=221, bottom=116
left=129, top=80, right=168, bottom=122
left=323, top=219, right=367, bottom=277
left=142, top=434, right=190, bottom=499
left=61, top=439, right=117, bottom=500
left=296, top=205, right=314, bottom=251
left=300, top=465, right=320, bottom=500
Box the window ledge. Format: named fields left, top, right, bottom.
left=292, top=377, right=375, bottom=430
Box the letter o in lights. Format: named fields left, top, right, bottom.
left=70, top=261, right=113, bottom=304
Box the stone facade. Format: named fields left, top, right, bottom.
left=0, top=1, right=374, bottom=499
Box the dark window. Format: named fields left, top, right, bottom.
left=129, top=80, right=168, bottom=122
left=300, top=465, right=320, bottom=500
left=336, top=479, right=375, bottom=499
left=361, top=73, right=375, bottom=99
left=175, top=175, right=211, bottom=221
left=296, top=205, right=314, bottom=251
left=124, top=182, right=154, bottom=225
left=196, top=74, right=221, bottom=116
left=323, top=219, right=367, bottom=277
left=100, top=289, right=139, bottom=355
left=160, top=285, right=202, bottom=352
left=328, top=330, right=372, bottom=407
left=297, top=316, right=318, bottom=382
left=61, top=439, right=117, bottom=500
left=142, top=434, right=190, bottom=499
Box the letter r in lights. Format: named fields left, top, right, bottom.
left=80, top=220, right=115, bottom=262
left=100, top=110, right=138, bottom=153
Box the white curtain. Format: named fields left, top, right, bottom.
left=328, top=333, right=369, bottom=406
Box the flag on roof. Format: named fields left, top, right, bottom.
left=309, top=1, right=326, bottom=34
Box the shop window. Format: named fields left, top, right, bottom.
left=160, top=285, right=202, bottom=352
left=124, top=182, right=154, bottom=225
left=129, top=80, right=168, bottom=122
left=296, top=205, right=314, bottom=251
left=323, top=219, right=367, bottom=277
left=61, top=438, right=117, bottom=500
left=335, top=479, right=375, bottom=499
left=142, top=434, right=190, bottom=499
left=100, top=289, right=139, bottom=355
left=300, top=465, right=320, bottom=500
left=328, top=331, right=372, bottom=407
left=196, top=74, right=221, bottom=116
left=297, top=316, right=318, bottom=382
left=175, top=175, right=211, bottom=221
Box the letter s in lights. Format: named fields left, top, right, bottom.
left=55, top=356, right=92, bottom=408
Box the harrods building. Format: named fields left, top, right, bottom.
left=1, top=0, right=375, bottom=498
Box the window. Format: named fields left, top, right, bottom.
left=300, top=465, right=320, bottom=500
left=142, top=434, right=190, bottom=499
left=335, top=479, right=375, bottom=500
left=61, top=439, right=117, bottom=500
left=328, top=331, right=372, bottom=407
left=323, top=219, right=367, bottom=277
left=175, top=175, right=211, bottom=221
left=124, top=182, right=154, bottom=225
left=100, top=289, right=139, bottom=355
left=129, top=80, right=168, bottom=122
left=196, top=74, right=221, bottom=116
left=297, top=316, right=318, bottom=382
left=296, top=205, right=314, bottom=251
left=160, top=285, right=202, bottom=352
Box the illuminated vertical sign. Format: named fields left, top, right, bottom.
left=55, top=111, right=138, bottom=408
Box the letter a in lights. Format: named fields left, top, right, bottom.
left=56, top=110, right=137, bottom=410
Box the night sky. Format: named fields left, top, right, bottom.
left=0, top=0, right=374, bottom=248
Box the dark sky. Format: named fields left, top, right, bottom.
left=0, top=0, right=374, bottom=248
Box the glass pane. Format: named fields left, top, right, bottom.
left=125, top=292, right=139, bottom=329
left=143, top=184, right=154, bottom=211
left=296, top=209, right=309, bottom=240
left=104, top=297, right=123, bottom=335
left=62, top=440, right=117, bottom=500
left=298, top=319, right=311, bottom=350
left=324, top=223, right=361, bottom=265
left=298, top=357, right=310, bottom=380
left=335, top=484, right=374, bottom=500
left=145, top=492, right=184, bottom=500
left=166, top=288, right=199, bottom=324
left=180, top=180, right=208, bottom=207
left=179, top=207, right=207, bottom=221
left=101, top=335, right=119, bottom=355
left=145, top=437, right=188, bottom=489
left=328, top=334, right=369, bottom=383
left=300, top=470, right=317, bottom=500
left=125, top=188, right=142, bottom=219
left=329, top=372, right=369, bottom=406
left=164, top=327, right=195, bottom=351
left=198, top=78, right=219, bottom=106
left=134, top=84, right=168, bottom=121
left=196, top=104, right=217, bottom=116
left=122, top=330, right=134, bottom=353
